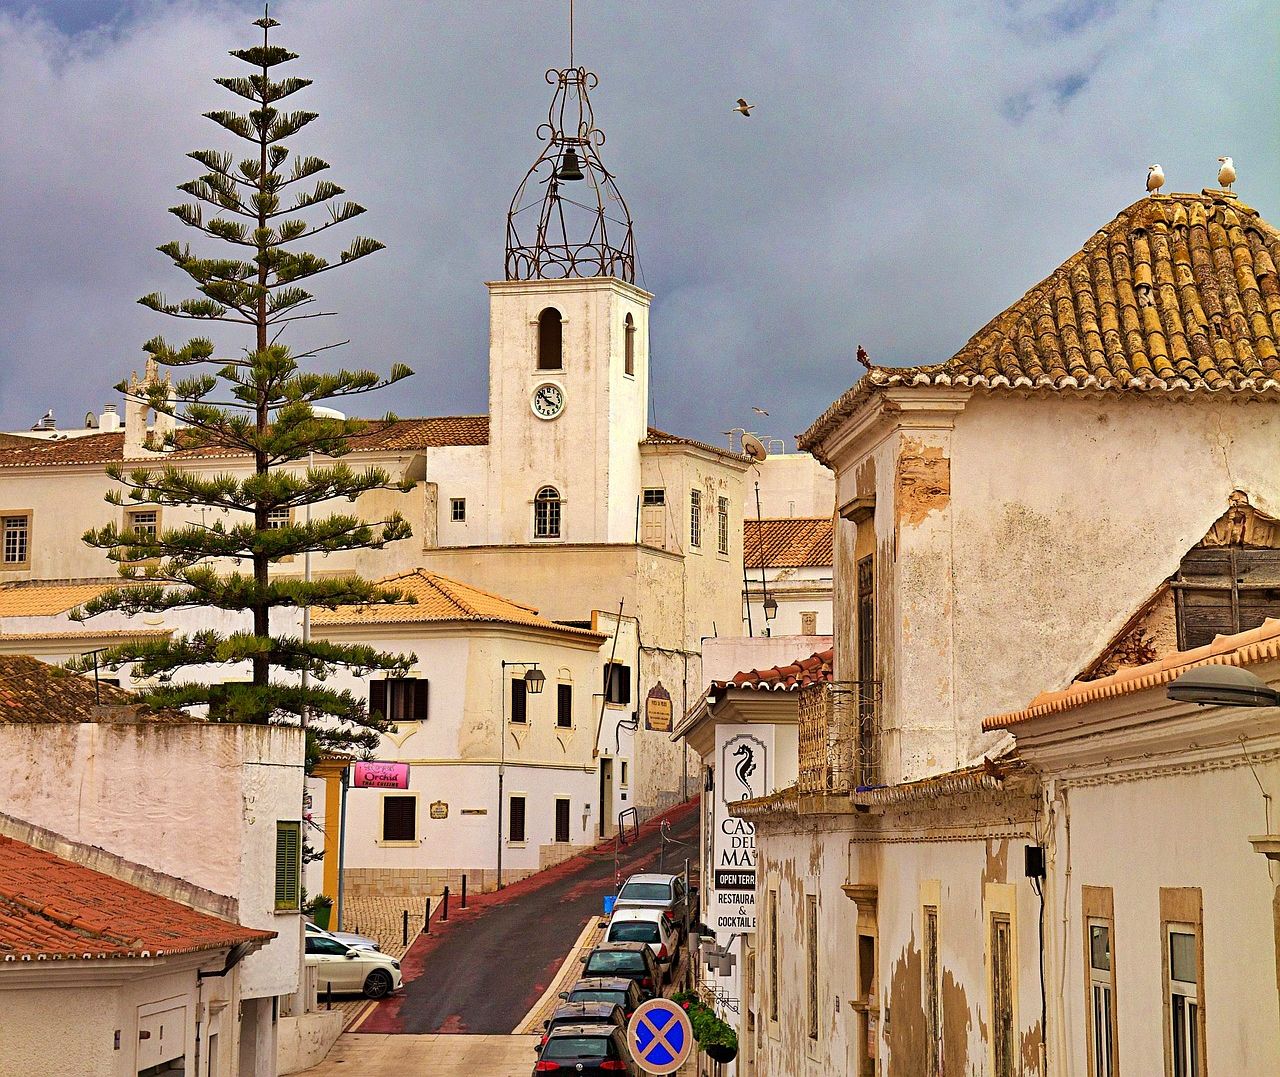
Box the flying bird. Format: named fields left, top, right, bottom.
left=734, top=98, right=755, bottom=117
left=751, top=406, right=769, bottom=417
left=1218, top=156, right=1236, bottom=190
left=1146, top=164, right=1165, bottom=194
left=856, top=345, right=870, bottom=369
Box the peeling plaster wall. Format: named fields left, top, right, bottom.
left=754, top=807, right=1042, bottom=1077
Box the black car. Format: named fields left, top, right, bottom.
left=533, top=1022, right=636, bottom=1075
left=559, top=976, right=645, bottom=1017
left=580, top=941, right=661, bottom=999
left=538, top=1001, right=626, bottom=1050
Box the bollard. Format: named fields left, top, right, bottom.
left=461, top=873, right=468, bottom=909
left=325, top=981, right=332, bottom=1010
left=442, top=885, right=450, bottom=922
left=424, top=897, right=431, bottom=935
left=402, top=908, right=409, bottom=948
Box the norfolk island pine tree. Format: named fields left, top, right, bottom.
left=73, top=10, right=418, bottom=758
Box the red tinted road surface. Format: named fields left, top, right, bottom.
left=359, top=799, right=700, bottom=1035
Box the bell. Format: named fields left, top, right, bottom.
left=556, top=146, right=585, bottom=181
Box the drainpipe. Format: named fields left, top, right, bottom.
left=336, top=767, right=349, bottom=930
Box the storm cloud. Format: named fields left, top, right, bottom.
left=1, top=0, right=1276, bottom=446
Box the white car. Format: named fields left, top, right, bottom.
left=305, top=919, right=380, bottom=951
left=304, top=934, right=403, bottom=998
left=605, top=907, right=679, bottom=981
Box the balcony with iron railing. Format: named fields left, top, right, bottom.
left=797, top=680, right=882, bottom=800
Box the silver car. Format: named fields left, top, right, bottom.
left=612, top=873, right=690, bottom=937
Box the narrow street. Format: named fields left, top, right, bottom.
left=356, top=798, right=699, bottom=1036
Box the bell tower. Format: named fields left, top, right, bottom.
left=487, top=63, right=651, bottom=546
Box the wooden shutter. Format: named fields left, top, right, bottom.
left=275, top=822, right=301, bottom=910
left=413, top=679, right=430, bottom=721
left=511, top=679, right=527, bottom=723
left=509, top=796, right=526, bottom=842
left=557, top=684, right=573, bottom=727
left=555, top=798, right=571, bottom=843
left=604, top=664, right=632, bottom=705
left=382, top=796, right=416, bottom=842
left=370, top=680, right=388, bottom=720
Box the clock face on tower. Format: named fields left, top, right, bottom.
left=531, top=382, right=565, bottom=420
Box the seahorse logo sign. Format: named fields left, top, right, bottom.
left=721, top=733, right=767, bottom=807
left=733, top=742, right=756, bottom=800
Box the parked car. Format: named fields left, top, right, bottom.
left=612, top=873, right=690, bottom=937
left=604, top=907, right=679, bottom=981
left=305, top=918, right=380, bottom=951
left=304, top=934, right=402, bottom=998
left=559, top=976, right=645, bottom=1018
left=580, top=941, right=661, bottom=999
left=538, top=1001, right=626, bottom=1050
left=533, top=1022, right=637, bottom=1074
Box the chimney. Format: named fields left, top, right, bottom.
left=99, top=404, right=121, bottom=433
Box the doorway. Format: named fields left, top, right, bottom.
left=599, top=758, right=614, bottom=837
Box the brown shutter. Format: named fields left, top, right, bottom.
left=511, top=679, right=527, bottom=723
left=557, top=684, right=573, bottom=727
left=555, top=798, right=571, bottom=842
left=382, top=796, right=416, bottom=842
left=414, top=679, right=430, bottom=721
left=509, top=796, right=526, bottom=842
left=370, top=680, right=388, bottom=720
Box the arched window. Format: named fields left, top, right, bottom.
left=538, top=308, right=563, bottom=370
left=534, top=486, right=562, bottom=538
left=624, top=313, right=636, bottom=377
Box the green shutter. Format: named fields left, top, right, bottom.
left=275, top=821, right=301, bottom=910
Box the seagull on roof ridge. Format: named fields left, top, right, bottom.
left=856, top=345, right=870, bottom=369
left=1218, top=156, right=1236, bottom=190
left=1146, top=164, right=1165, bottom=194
left=734, top=98, right=755, bottom=116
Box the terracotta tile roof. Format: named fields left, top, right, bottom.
left=644, top=427, right=749, bottom=463
left=710, top=647, right=833, bottom=698
left=312, top=568, right=608, bottom=640
left=0, top=417, right=490, bottom=468
left=984, top=617, right=1280, bottom=731
left=0, top=834, right=273, bottom=961
left=803, top=191, right=1280, bottom=451
left=744, top=517, right=834, bottom=569
left=0, top=581, right=125, bottom=617
left=0, top=654, right=184, bottom=724
left=0, top=433, right=41, bottom=449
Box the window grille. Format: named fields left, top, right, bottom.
left=717, top=497, right=729, bottom=554
left=382, top=795, right=416, bottom=842
left=689, top=490, right=701, bottom=547
left=535, top=486, right=562, bottom=538
left=126, top=509, right=159, bottom=537
left=265, top=507, right=291, bottom=530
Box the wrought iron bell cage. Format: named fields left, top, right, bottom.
left=505, top=66, right=636, bottom=283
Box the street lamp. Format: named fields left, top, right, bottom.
left=1166, top=665, right=1280, bottom=708
left=762, top=594, right=779, bottom=622
left=498, top=661, right=546, bottom=890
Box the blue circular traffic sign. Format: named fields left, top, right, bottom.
left=627, top=998, right=693, bottom=1074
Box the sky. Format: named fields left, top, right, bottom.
left=0, top=0, right=1277, bottom=448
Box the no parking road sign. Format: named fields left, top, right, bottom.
left=627, top=997, right=693, bottom=1074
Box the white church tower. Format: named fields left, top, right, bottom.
left=486, top=65, right=652, bottom=546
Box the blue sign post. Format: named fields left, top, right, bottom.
left=627, top=998, right=694, bottom=1075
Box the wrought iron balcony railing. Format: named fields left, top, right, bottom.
left=797, top=680, right=882, bottom=796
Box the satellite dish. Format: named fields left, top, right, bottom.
left=741, top=432, right=768, bottom=463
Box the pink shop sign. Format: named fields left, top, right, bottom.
left=352, top=761, right=410, bottom=789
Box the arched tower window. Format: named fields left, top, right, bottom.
left=624, top=313, right=636, bottom=377
left=534, top=486, right=562, bottom=539
left=538, top=308, right=563, bottom=370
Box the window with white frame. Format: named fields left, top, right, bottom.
left=717, top=496, right=729, bottom=554
left=451, top=498, right=466, bottom=522
left=642, top=488, right=665, bottom=506
left=689, top=489, right=701, bottom=547
left=266, top=506, right=291, bottom=529
left=1, top=514, right=29, bottom=564
left=1168, top=925, right=1200, bottom=1077
left=125, top=507, right=159, bottom=538
left=534, top=486, right=562, bottom=538
left=554, top=797, right=570, bottom=843
left=381, top=794, right=417, bottom=843
left=1089, top=919, right=1115, bottom=1077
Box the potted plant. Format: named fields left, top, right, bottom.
left=311, top=893, right=334, bottom=930
left=673, top=992, right=739, bottom=1064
